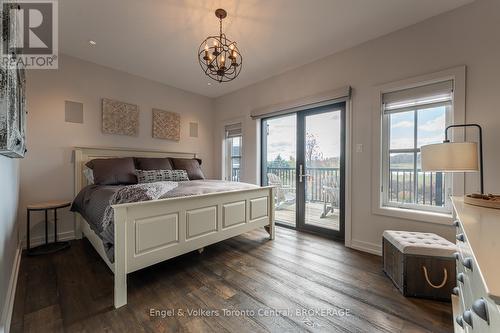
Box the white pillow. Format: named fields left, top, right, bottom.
left=135, top=169, right=189, bottom=183
left=83, top=167, right=94, bottom=184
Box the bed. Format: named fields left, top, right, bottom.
left=73, top=147, right=276, bottom=308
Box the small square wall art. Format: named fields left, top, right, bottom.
left=152, top=108, right=180, bottom=141
left=102, top=98, right=139, bottom=136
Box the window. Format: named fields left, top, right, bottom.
left=381, top=80, right=453, bottom=214
left=224, top=123, right=242, bottom=181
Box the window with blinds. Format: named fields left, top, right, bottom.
left=224, top=123, right=242, bottom=182
left=225, top=123, right=242, bottom=138
left=381, top=80, right=453, bottom=213
left=383, top=80, right=453, bottom=113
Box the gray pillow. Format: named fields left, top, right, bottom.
left=170, top=158, right=205, bottom=180
left=134, top=157, right=173, bottom=171
left=85, top=157, right=137, bottom=185
left=135, top=169, right=189, bottom=183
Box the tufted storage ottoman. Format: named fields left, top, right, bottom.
left=382, top=230, right=457, bottom=301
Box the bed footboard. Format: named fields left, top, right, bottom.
left=112, top=186, right=275, bottom=308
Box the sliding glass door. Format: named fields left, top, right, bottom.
left=262, top=102, right=345, bottom=239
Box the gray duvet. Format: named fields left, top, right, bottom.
left=71, top=180, right=259, bottom=262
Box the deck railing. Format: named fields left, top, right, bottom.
left=258, top=167, right=444, bottom=206
left=231, top=168, right=240, bottom=182
left=389, top=169, right=444, bottom=206
left=265, top=167, right=338, bottom=202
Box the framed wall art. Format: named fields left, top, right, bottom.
left=152, top=108, right=180, bottom=141
left=102, top=98, right=139, bottom=136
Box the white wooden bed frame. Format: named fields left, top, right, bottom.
left=74, top=147, right=275, bottom=308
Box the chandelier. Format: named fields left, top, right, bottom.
left=198, top=9, right=242, bottom=83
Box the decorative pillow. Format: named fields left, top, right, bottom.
left=85, top=157, right=137, bottom=185
left=83, top=167, right=94, bottom=185
left=170, top=158, right=205, bottom=180
left=134, top=157, right=173, bottom=171
left=135, top=169, right=190, bottom=183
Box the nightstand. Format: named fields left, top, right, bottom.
left=26, top=200, right=71, bottom=256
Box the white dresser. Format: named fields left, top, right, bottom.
left=452, top=197, right=500, bottom=332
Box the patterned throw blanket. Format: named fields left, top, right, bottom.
left=100, top=181, right=178, bottom=262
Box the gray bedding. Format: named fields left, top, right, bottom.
left=71, top=180, right=259, bottom=262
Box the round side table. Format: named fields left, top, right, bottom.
left=27, top=200, right=72, bottom=256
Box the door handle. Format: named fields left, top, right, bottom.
left=299, top=164, right=311, bottom=183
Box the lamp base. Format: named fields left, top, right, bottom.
left=464, top=193, right=500, bottom=209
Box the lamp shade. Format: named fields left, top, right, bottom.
left=421, top=142, right=479, bottom=172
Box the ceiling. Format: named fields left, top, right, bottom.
left=60, top=0, right=473, bottom=98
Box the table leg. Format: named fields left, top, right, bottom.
left=45, top=209, right=48, bottom=245
left=54, top=208, right=58, bottom=242
left=27, top=209, right=30, bottom=251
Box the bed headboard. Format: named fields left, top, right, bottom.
left=74, top=146, right=197, bottom=196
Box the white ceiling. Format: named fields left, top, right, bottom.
left=60, top=0, right=473, bottom=98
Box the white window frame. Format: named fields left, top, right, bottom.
left=381, top=103, right=453, bottom=214
left=222, top=121, right=244, bottom=182
left=225, top=135, right=242, bottom=181
left=371, top=66, right=466, bottom=225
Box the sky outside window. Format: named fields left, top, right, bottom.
left=265, top=111, right=341, bottom=162
left=390, top=106, right=446, bottom=150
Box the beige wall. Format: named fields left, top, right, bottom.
left=214, top=0, right=500, bottom=253
left=0, top=156, right=20, bottom=330
left=20, top=55, right=215, bottom=246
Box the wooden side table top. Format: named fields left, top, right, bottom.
left=27, top=200, right=72, bottom=210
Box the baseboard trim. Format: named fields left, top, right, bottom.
left=21, top=230, right=75, bottom=249
left=0, top=244, right=22, bottom=333
left=350, top=239, right=382, bottom=256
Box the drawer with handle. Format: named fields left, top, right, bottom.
left=465, top=253, right=488, bottom=304
left=457, top=298, right=500, bottom=333
left=452, top=293, right=465, bottom=333
left=466, top=261, right=500, bottom=332
left=455, top=234, right=471, bottom=258
left=455, top=252, right=474, bottom=310
left=455, top=309, right=473, bottom=332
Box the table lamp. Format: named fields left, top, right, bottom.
left=421, top=124, right=499, bottom=208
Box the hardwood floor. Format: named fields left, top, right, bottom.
left=10, top=227, right=452, bottom=333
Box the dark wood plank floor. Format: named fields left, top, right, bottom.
left=10, top=227, right=452, bottom=333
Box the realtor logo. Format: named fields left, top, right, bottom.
left=1, top=0, right=58, bottom=69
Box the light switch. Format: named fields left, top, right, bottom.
left=356, top=144, right=363, bottom=153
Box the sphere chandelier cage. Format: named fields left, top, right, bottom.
left=198, top=8, right=242, bottom=83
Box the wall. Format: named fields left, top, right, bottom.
left=214, top=0, right=500, bottom=253
left=20, top=54, right=215, bottom=246
left=0, top=156, right=20, bottom=330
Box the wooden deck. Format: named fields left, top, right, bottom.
left=10, top=227, right=453, bottom=333
left=275, top=202, right=340, bottom=230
